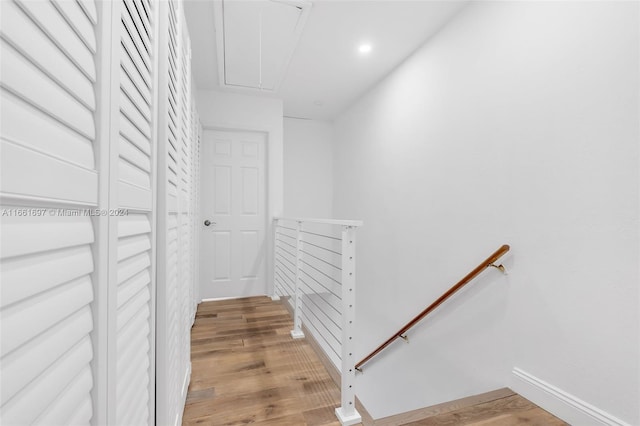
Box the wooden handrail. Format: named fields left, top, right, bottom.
left=354, top=244, right=510, bottom=371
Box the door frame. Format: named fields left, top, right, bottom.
left=200, top=124, right=279, bottom=301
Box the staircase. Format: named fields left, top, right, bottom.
left=182, top=297, right=567, bottom=426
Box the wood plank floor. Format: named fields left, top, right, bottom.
left=182, top=296, right=568, bottom=426
left=183, top=296, right=343, bottom=426
left=401, top=394, right=568, bottom=426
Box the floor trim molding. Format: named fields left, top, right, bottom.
left=512, top=368, right=631, bottom=426
left=176, top=362, right=191, bottom=426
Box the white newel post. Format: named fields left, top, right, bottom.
left=290, top=220, right=305, bottom=339
left=335, top=225, right=362, bottom=425
left=271, top=219, right=280, bottom=301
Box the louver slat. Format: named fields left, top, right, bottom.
left=114, top=212, right=152, bottom=423
left=1, top=245, right=94, bottom=309
left=0, top=306, right=93, bottom=406
left=35, top=365, right=94, bottom=425
left=0, top=140, right=98, bottom=205
left=123, top=0, right=151, bottom=54
left=0, top=90, right=94, bottom=169
left=1, top=40, right=95, bottom=139
left=77, top=0, right=98, bottom=25
left=14, top=0, right=96, bottom=82
left=1, top=2, right=96, bottom=111
left=1, top=335, right=93, bottom=425
left=51, top=0, right=97, bottom=53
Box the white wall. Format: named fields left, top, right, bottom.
left=196, top=90, right=284, bottom=296
left=283, top=118, right=333, bottom=218
left=333, top=1, right=639, bottom=423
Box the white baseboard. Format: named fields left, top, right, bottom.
left=200, top=297, right=237, bottom=302
left=175, top=362, right=192, bottom=426
left=181, top=362, right=192, bottom=399
left=512, top=368, right=631, bottom=426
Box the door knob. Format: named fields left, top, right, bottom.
left=204, top=220, right=215, bottom=226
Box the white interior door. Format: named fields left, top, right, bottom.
left=200, top=129, right=267, bottom=299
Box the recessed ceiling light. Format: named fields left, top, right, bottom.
left=358, top=44, right=372, bottom=54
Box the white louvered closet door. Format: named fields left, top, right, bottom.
left=167, top=1, right=184, bottom=424
left=177, top=13, right=193, bottom=403
left=155, top=1, right=201, bottom=424
left=0, top=0, right=99, bottom=424
left=191, top=94, right=202, bottom=317
left=109, top=0, right=157, bottom=425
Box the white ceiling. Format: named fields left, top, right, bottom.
left=184, top=0, right=468, bottom=120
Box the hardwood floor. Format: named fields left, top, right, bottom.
left=401, top=394, right=568, bottom=426
left=182, top=297, right=568, bottom=426
left=183, top=296, right=343, bottom=426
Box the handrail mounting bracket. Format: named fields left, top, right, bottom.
left=399, top=334, right=409, bottom=343
left=488, top=263, right=506, bottom=274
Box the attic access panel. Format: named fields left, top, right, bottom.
left=216, top=0, right=311, bottom=92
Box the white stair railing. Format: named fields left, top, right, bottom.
left=273, top=217, right=363, bottom=426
